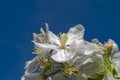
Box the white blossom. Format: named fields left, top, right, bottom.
left=22, top=23, right=120, bottom=80
left=33, top=24, right=85, bottom=62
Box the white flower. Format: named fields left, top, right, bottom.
left=33, top=24, right=85, bottom=62
left=22, top=23, right=120, bottom=80
left=51, top=39, right=85, bottom=63
left=21, top=24, right=52, bottom=80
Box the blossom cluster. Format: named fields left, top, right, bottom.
left=21, top=23, right=120, bottom=80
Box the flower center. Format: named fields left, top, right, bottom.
left=63, top=63, right=79, bottom=78
left=105, top=43, right=113, bottom=49
left=33, top=47, right=42, bottom=54
left=59, top=33, right=68, bottom=49
left=64, top=67, right=78, bottom=78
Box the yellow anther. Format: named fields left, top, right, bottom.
left=34, top=47, right=42, bottom=54
left=63, top=63, right=79, bottom=78
left=64, top=67, right=78, bottom=77
left=105, top=44, right=113, bottom=49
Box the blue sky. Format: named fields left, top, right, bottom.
left=0, top=0, right=120, bottom=80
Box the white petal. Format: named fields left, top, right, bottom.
left=33, top=41, right=57, bottom=50
left=33, top=33, right=40, bottom=42
left=67, top=24, right=85, bottom=42
left=66, top=39, right=85, bottom=65
left=48, top=31, right=61, bottom=46
left=112, top=51, right=120, bottom=59
left=71, top=56, right=85, bottom=66
left=67, top=39, right=85, bottom=57
left=25, top=58, right=37, bottom=73
left=33, top=33, right=48, bottom=43
left=77, top=54, right=103, bottom=76
left=21, top=73, right=40, bottom=80
left=112, top=52, right=120, bottom=76
left=91, top=38, right=103, bottom=46
left=45, top=23, right=49, bottom=43
left=84, top=41, right=98, bottom=55
left=33, top=33, right=37, bottom=39
left=51, top=50, right=73, bottom=62
left=84, top=54, right=103, bottom=75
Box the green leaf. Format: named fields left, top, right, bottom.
left=103, top=56, right=118, bottom=78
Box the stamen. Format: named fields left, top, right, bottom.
left=33, top=47, right=42, bottom=54
left=105, top=43, right=113, bottom=49
left=63, top=63, right=79, bottom=78
left=59, top=33, right=68, bottom=49
left=64, top=68, right=78, bottom=77
left=95, top=47, right=106, bottom=54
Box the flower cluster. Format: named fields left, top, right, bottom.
left=21, top=23, right=120, bottom=80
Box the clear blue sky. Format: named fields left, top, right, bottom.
left=0, top=0, right=120, bottom=80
